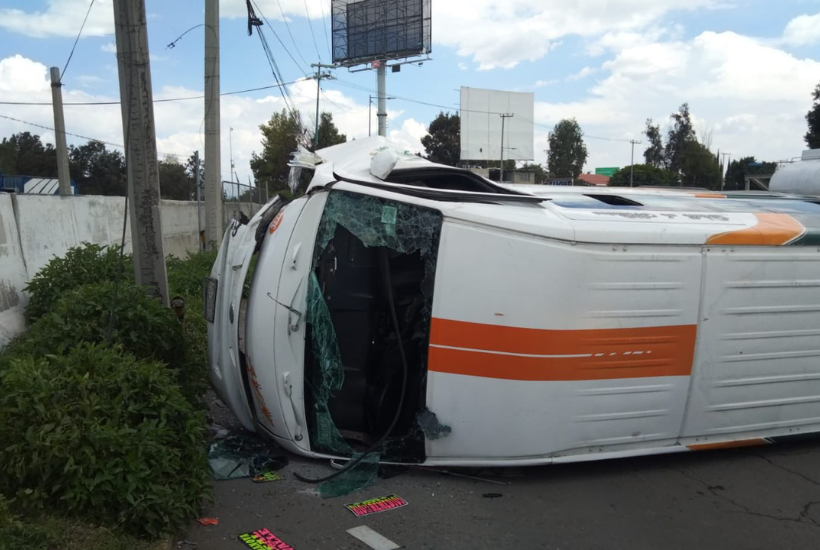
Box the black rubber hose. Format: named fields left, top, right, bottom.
left=294, top=248, right=410, bottom=484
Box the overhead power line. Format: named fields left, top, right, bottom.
left=61, top=0, right=97, bottom=81
left=0, top=113, right=177, bottom=158
left=251, top=0, right=310, bottom=77
left=303, top=0, right=323, bottom=61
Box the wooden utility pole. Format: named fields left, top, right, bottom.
left=204, top=0, right=222, bottom=248
left=112, top=0, right=169, bottom=305
left=49, top=67, right=72, bottom=195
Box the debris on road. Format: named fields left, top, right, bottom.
left=196, top=517, right=219, bottom=526
left=208, top=433, right=288, bottom=480
left=344, top=494, right=409, bottom=517
left=252, top=470, right=283, bottom=483
left=346, top=525, right=400, bottom=550
left=483, top=493, right=503, bottom=498
left=238, top=528, right=295, bottom=550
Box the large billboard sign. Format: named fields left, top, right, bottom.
left=460, top=87, right=535, bottom=162
left=332, top=0, right=432, bottom=66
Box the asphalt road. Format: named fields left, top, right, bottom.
left=186, top=396, right=820, bottom=550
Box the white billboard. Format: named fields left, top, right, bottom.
left=460, top=87, right=535, bottom=162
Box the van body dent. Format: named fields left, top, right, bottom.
left=207, top=137, right=820, bottom=467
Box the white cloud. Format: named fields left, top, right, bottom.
left=101, top=42, right=117, bottom=53
left=783, top=12, right=820, bottom=46
left=0, top=0, right=114, bottom=38
left=435, top=0, right=714, bottom=69
left=0, top=54, right=422, bottom=187
left=530, top=29, right=820, bottom=171
left=221, top=0, right=330, bottom=20
left=566, top=66, right=596, bottom=81
left=458, top=63, right=469, bottom=71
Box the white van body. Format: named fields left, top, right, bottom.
left=208, top=137, right=820, bottom=467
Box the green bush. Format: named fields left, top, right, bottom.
left=24, top=243, right=133, bottom=321
left=16, top=280, right=208, bottom=404
left=167, top=250, right=217, bottom=298
left=0, top=344, right=211, bottom=538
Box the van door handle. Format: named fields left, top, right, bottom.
left=283, top=371, right=304, bottom=442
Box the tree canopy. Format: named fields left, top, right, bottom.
left=724, top=157, right=778, bottom=191
left=69, top=140, right=127, bottom=196
left=807, top=82, right=820, bottom=150
left=643, top=120, right=664, bottom=168
left=157, top=155, right=195, bottom=201
left=609, top=164, right=679, bottom=187
left=678, top=139, right=721, bottom=188
left=422, top=111, right=460, bottom=166
left=250, top=109, right=304, bottom=194
left=519, top=162, right=549, bottom=184
left=664, top=103, right=696, bottom=174
left=0, top=132, right=58, bottom=176
left=548, top=119, right=587, bottom=179
left=315, top=112, right=347, bottom=150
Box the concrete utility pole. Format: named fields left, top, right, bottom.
left=112, top=0, right=169, bottom=305
left=368, top=94, right=395, bottom=137
left=629, top=139, right=642, bottom=187
left=204, top=0, right=222, bottom=249
left=720, top=152, right=731, bottom=191
left=376, top=61, right=387, bottom=136
left=310, top=63, right=336, bottom=147
left=499, top=113, right=514, bottom=183
left=49, top=67, right=72, bottom=195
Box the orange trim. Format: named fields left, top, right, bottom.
left=687, top=438, right=769, bottom=451
left=706, top=213, right=804, bottom=246
left=694, top=193, right=726, bottom=198
left=428, top=319, right=697, bottom=381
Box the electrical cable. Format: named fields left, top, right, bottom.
left=60, top=0, right=96, bottom=81
left=294, top=248, right=410, bottom=484
left=166, top=24, right=204, bottom=49
left=0, top=113, right=177, bottom=158
left=318, top=0, right=332, bottom=60
left=0, top=81, right=307, bottom=106
left=251, top=0, right=310, bottom=77
left=303, top=0, right=323, bottom=61
left=266, top=0, right=312, bottom=70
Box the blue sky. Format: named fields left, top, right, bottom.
left=1, top=0, right=819, bottom=182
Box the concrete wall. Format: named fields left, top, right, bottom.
left=0, top=194, right=215, bottom=348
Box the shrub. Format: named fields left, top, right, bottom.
left=0, top=344, right=211, bottom=538
left=24, top=243, right=133, bottom=321
left=166, top=250, right=217, bottom=298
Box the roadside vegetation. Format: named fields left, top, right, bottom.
left=0, top=243, right=217, bottom=549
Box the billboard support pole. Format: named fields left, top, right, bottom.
left=499, top=113, right=514, bottom=182
left=377, top=62, right=387, bottom=136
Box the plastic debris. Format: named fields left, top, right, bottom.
left=416, top=408, right=452, bottom=440
left=208, top=433, right=288, bottom=480
left=252, top=470, right=283, bottom=483
left=347, top=526, right=400, bottom=550
left=196, top=518, right=219, bottom=526
left=239, top=528, right=294, bottom=550
left=344, top=494, right=409, bottom=517
left=483, top=492, right=503, bottom=498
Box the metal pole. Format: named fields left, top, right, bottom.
left=315, top=74, right=321, bottom=147
left=499, top=114, right=513, bottom=183
left=112, top=0, right=169, bottom=305
left=49, top=67, right=72, bottom=196
left=369, top=96, right=372, bottom=137
left=195, top=151, right=202, bottom=250
left=630, top=141, right=635, bottom=187
left=377, top=62, right=387, bottom=136
left=204, top=0, right=222, bottom=249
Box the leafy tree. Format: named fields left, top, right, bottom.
left=643, top=119, right=665, bottom=168
left=609, top=164, right=679, bottom=187
left=807, top=82, right=820, bottom=149
left=315, top=112, right=346, bottom=149
left=679, top=139, right=722, bottom=188
left=664, top=103, right=696, bottom=174
left=548, top=118, right=587, bottom=179
left=250, top=109, right=304, bottom=194
left=0, top=132, right=58, bottom=176
left=69, top=140, right=127, bottom=196
left=519, top=162, right=549, bottom=184
left=184, top=153, right=204, bottom=186
left=422, top=111, right=460, bottom=166
left=158, top=155, right=194, bottom=200
left=724, top=157, right=778, bottom=191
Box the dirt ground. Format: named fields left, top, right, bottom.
left=183, top=394, right=820, bottom=550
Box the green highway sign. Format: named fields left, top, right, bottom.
left=595, top=167, right=619, bottom=177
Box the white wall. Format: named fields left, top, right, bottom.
left=0, top=194, right=213, bottom=349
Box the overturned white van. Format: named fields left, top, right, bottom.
left=207, top=137, right=820, bottom=468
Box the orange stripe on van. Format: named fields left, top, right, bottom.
left=428, top=319, right=697, bottom=381
left=687, top=438, right=770, bottom=451
left=706, top=213, right=805, bottom=246
left=694, top=193, right=726, bottom=198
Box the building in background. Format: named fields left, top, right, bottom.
left=577, top=173, right=610, bottom=186
left=0, top=174, right=78, bottom=194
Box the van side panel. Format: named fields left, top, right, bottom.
left=425, top=221, right=703, bottom=461
left=681, top=247, right=820, bottom=440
